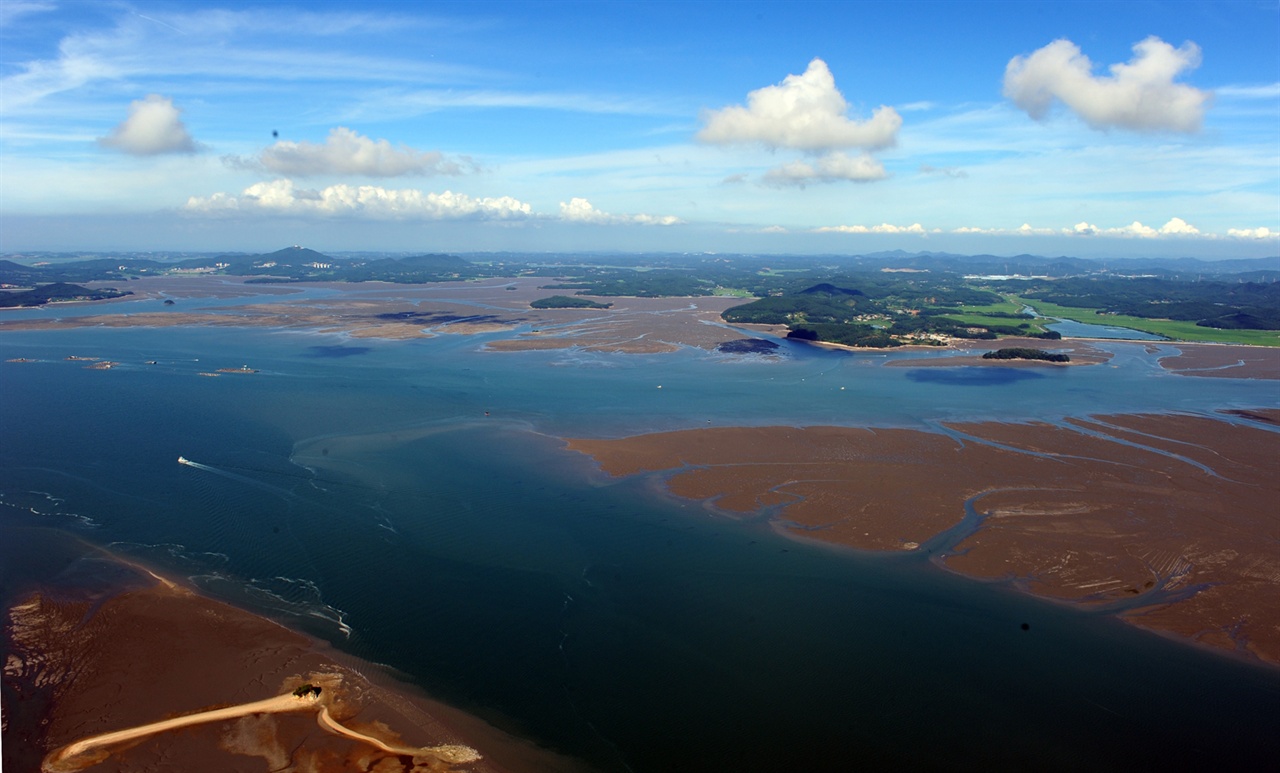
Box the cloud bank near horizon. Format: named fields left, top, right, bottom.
left=235, top=128, right=477, bottom=178
left=184, top=180, right=532, bottom=220
left=183, top=183, right=681, bottom=227
left=815, top=217, right=1276, bottom=242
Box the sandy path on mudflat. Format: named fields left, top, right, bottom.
left=46, top=690, right=480, bottom=771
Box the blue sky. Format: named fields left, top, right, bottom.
left=1, top=0, right=1277, bottom=258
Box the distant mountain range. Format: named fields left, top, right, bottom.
left=848, top=250, right=1279, bottom=278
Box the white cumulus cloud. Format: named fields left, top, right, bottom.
left=1071, top=218, right=1204, bottom=238
left=1228, top=227, right=1275, bottom=239
left=762, top=151, right=887, bottom=187
left=184, top=179, right=531, bottom=220
left=558, top=198, right=682, bottom=226
left=1108, top=221, right=1160, bottom=238
left=854, top=219, right=1215, bottom=239
left=815, top=223, right=926, bottom=235
left=98, top=94, right=197, bottom=155
left=1157, top=217, right=1200, bottom=236
left=699, top=58, right=900, bottom=187
left=253, top=127, right=474, bottom=177
left=1004, top=36, right=1210, bottom=132
left=699, top=58, right=901, bottom=151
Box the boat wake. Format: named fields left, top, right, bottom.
left=176, top=456, right=300, bottom=502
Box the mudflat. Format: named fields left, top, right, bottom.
left=0, top=276, right=751, bottom=353
left=565, top=410, right=1280, bottom=666
left=1157, top=343, right=1280, bottom=379
left=4, top=545, right=584, bottom=773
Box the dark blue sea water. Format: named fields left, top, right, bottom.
left=2, top=308, right=1279, bottom=771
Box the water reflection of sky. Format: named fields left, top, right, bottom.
left=1047, top=318, right=1167, bottom=340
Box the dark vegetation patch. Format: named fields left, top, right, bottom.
left=530, top=296, right=613, bottom=309
left=0, top=282, right=131, bottom=308
left=372, top=311, right=508, bottom=325
left=716, top=338, right=781, bottom=354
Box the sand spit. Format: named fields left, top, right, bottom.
left=44, top=688, right=480, bottom=772
left=4, top=564, right=580, bottom=773
left=565, top=411, right=1280, bottom=666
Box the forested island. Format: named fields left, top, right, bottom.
left=530, top=295, right=613, bottom=309
left=981, top=347, right=1071, bottom=362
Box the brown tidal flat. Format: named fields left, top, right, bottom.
left=1158, top=343, right=1280, bottom=379
left=481, top=295, right=750, bottom=353
left=0, top=275, right=754, bottom=352
left=565, top=411, right=1280, bottom=665
left=4, top=559, right=580, bottom=773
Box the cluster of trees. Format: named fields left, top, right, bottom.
left=981, top=348, right=1070, bottom=362
left=0, top=282, right=130, bottom=308
left=723, top=283, right=877, bottom=325
left=786, top=324, right=896, bottom=348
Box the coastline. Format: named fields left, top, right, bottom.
left=564, top=409, right=1280, bottom=667
left=4, top=277, right=1278, bottom=366
left=1, top=526, right=587, bottom=773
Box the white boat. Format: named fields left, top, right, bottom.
left=177, top=456, right=189, bottom=464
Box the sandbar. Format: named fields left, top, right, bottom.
left=565, top=410, right=1280, bottom=666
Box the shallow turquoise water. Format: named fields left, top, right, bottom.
left=2, top=314, right=1279, bottom=771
